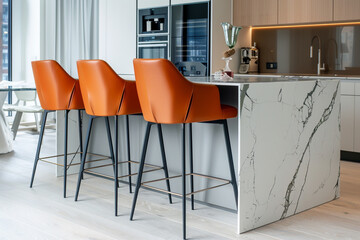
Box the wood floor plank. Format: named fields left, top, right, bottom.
left=1, top=130, right=360, bottom=239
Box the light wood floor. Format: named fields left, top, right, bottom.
left=1, top=130, right=360, bottom=240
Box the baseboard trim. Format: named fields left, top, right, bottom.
left=341, top=150, right=360, bottom=163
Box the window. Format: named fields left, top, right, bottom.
left=1, top=0, right=11, bottom=112
left=1, top=0, right=10, bottom=80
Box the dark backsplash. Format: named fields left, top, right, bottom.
left=252, top=25, right=360, bottom=75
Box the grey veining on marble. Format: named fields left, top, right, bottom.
left=239, top=79, right=340, bottom=232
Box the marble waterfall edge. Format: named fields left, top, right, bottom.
left=239, top=80, right=340, bottom=232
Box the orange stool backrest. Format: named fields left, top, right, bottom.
left=31, top=60, right=84, bottom=111
left=77, top=60, right=141, bottom=117
left=133, top=59, right=194, bottom=124
left=133, top=58, right=226, bottom=124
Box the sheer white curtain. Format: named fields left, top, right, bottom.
left=43, top=0, right=99, bottom=77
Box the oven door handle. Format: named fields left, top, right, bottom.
left=138, top=44, right=167, bottom=48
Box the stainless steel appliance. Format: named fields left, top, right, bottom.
left=137, top=6, right=170, bottom=59
left=239, top=43, right=259, bottom=73
left=137, top=2, right=210, bottom=76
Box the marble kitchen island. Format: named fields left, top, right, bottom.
left=56, top=75, right=340, bottom=234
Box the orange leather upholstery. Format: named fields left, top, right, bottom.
left=31, top=60, right=84, bottom=111
left=133, top=59, right=237, bottom=124
left=77, top=60, right=141, bottom=117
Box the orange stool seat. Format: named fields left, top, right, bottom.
left=221, top=104, right=238, bottom=119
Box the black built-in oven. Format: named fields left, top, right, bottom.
left=138, top=34, right=168, bottom=59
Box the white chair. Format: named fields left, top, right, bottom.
left=2, top=91, right=43, bottom=140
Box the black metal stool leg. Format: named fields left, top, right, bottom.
left=157, top=124, right=172, bottom=204
left=78, top=110, right=84, bottom=180
left=30, top=110, right=49, bottom=188
left=105, top=117, right=117, bottom=182
left=63, top=110, right=69, bottom=198
left=115, top=116, right=119, bottom=216
left=189, top=123, right=194, bottom=210
left=181, top=123, right=187, bottom=240
left=130, top=122, right=152, bottom=221
left=222, top=120, right=238, bottom=208
left=75, top=116, right=94, bottom=201
left=126, top=115, right=132, bottom=193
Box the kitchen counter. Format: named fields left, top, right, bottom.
left=189, top=75, right=341, bottom=84
left=55, top=75, right=340, bottom=234
left=235, top=73, right=360, bottom=80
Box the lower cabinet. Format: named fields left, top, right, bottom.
left=340, top=81, right=360, bottom=153
left=341, top=95, right=354, bottom=151
left=354, top=96, right=360, bottom=152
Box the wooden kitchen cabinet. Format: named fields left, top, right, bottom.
left=278, top=0, right=333, bottom=24
left=334, top=0, right=360, bottom=21
left=233, top=0, right=277, bottom=26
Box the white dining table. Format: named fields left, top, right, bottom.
left=0, top=81, right=36, bottom=154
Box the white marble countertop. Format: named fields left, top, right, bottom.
left=187, top=75, right=340, bottom=86
left=120, top=74, right=341, bottom=86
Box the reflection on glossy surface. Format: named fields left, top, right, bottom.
left=253, top=25, right=360, bottom=75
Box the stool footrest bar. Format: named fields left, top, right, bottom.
left=38, top=152, right=109, bottom=161
left=83, top=166, right=164, bottom=179
left=38, top=156, right=111, bottom=167
left=141, top=173, right=231, bottom=197
left=129, top=160, right=162, bottom=169
left=141, top=173, right=230, bottom=185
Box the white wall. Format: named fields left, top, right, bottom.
left=12, top=0, right=41, bottom=84
left=40, top=0, right=56, bottom=60
left=11, top=0, right=42, bottom=122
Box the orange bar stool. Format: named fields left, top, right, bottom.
left=75, top=60, right=172, bottom=215
left=30, top=60, right=84, bottom=198
left=130, top=59, right=238, bottom=240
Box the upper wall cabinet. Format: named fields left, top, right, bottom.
left=334, top=0, right=360, bottom=21
left=234, top=0, right=277, bottom=26
left=278, top=0, right=333, bottom=24
left=138, top=0, right=169, bottom=9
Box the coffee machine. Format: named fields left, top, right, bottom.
left=239, top=43, right=259, bottom=74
